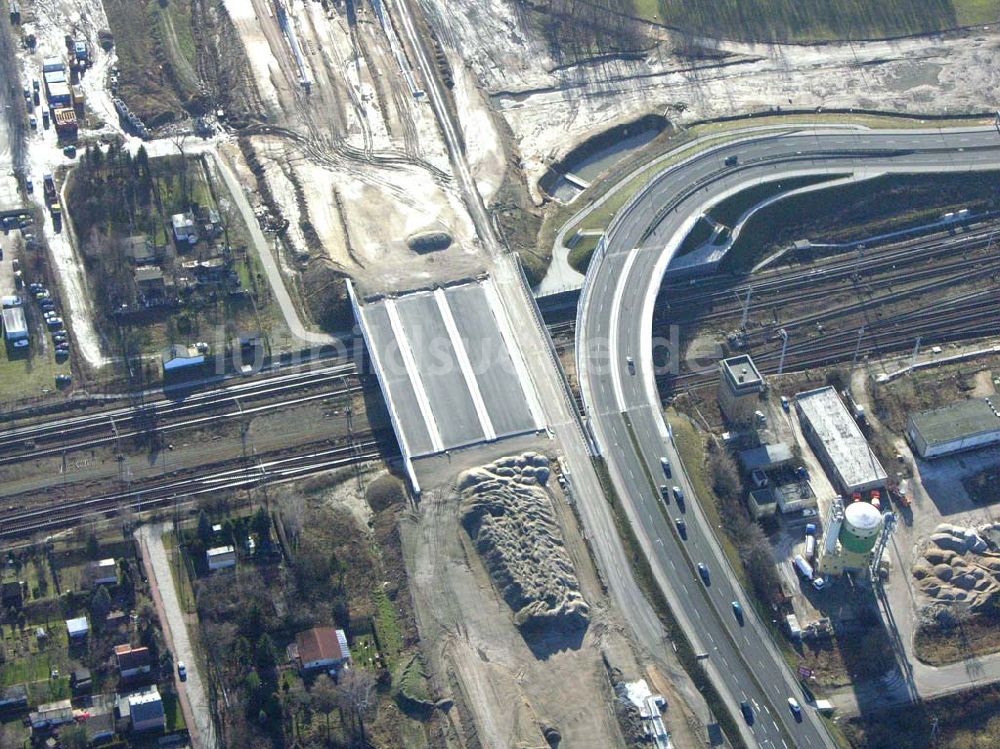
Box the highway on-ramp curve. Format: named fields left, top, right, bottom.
left=576, top=126, right=1000, bottom=749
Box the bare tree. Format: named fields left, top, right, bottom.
left=280, top=494, right=306, bottom=545
left=311, top=673, right=338, bottom=741
left=337, top=668, right=376, bottom=744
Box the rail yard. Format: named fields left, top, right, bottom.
left=547, top=217, right=1000, bottom=394
left=0, top=360, right=388, bottom=540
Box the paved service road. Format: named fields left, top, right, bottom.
left=139, top=523, right=219, bottom=749
left=576, top=126, right=1000, bottom=749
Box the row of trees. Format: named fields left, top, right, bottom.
left=706, top=442, right=784, bottom=605
left=528, top=0, right=648, bottom=64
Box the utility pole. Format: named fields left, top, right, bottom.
left=909, top=335, right=922, bottom=373
left=777, top=328, right=789, bottom=375
left=739, top=285, right=752, bottom=332
left=851, top=326, right=865, bottom=370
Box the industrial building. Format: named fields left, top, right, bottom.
left=907, top=396, right=1000, bottom=458
left=2, top=306, right=28, bottom=343
left=795, top=386, right=886, bottom=496
left=818, top=497, right=885, bottom=575
left=718, top=354, right=766, bottom=425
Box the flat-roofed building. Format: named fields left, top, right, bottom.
left=795, top=386, right=886, bottom=496
left=718, top=354, right=766, bottom=425
left=739, top=442, right=793, bottom=472
left=82, top=558, right=117, bottom=588
left=2, top=307, right=28, bottom=342
left=907, top=396, right=1000, bottom=458
left=206, top=545, right=236, bottom=570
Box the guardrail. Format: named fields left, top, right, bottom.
left=511, top=252, right=598, bottom=457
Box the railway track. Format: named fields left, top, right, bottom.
left=0, top=435, right=389, bottom=539
left=669, top=291, right=1000, bottom=389
left=0, top=363, right=360, bottom=465
left=545, top=221, right=1000, bottom=345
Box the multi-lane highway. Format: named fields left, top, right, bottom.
left=576, top=126, right=1000, bottom=748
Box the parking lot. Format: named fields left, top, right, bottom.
left=0, top=231, right=72, bottom=401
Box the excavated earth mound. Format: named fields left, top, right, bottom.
left=459, top=452, right=590, bottom=634
left=913, top=523, right=1000, bottom=611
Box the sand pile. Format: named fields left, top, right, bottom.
left=459, top=453, right=590, bottom=633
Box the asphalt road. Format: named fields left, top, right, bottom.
left=576, top=126, right=1000, bottom=749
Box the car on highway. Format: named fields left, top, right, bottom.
left=626, top=356, right=635, bottom=374
left=740, top=700, right=754, bottom=725
left=659, top=484, right=669, bottom=503
left=697, top=563, right=710, bottom=585
left=660, top=457, right=671, bottom=477
left=732, top=601, right=744, bottom=625
left=788, top=697, right=802, bottom=721
left=675, top=518, right=687, bottom=539
left=725, top=154, right=739, bottom=166
left=177, top=661, right=187, bottom=681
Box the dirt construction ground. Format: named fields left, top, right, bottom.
left=416, top=0, right=1000, bottom=199
left=401, top=439, right=707, bottom=748
left=220, top=0, right=502, bottom=295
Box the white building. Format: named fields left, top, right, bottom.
left=907, top=397, right=1000, bottom=458
left=66, top=615, right=90, bottom=639
left=171, top=212, right=197, bottom=245
left=206, top=545, right=236, bottom=570
left=2, top=306, right=28, bottom=342
left=795, top=387, right=886, bottom=496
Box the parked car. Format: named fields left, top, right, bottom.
left=177, top=661, right=187, bottom=681
left=52, top=333, right=67, bottom=344
left=13, top=339, right=29, bottom=349
left=39, top=300, right=55, bottom=311
left=55, top=374, right=72, bottom=387
left=46, top=316, right=64, bottom=329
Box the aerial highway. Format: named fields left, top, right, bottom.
left=576, top=126, right=1000, bottom=748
